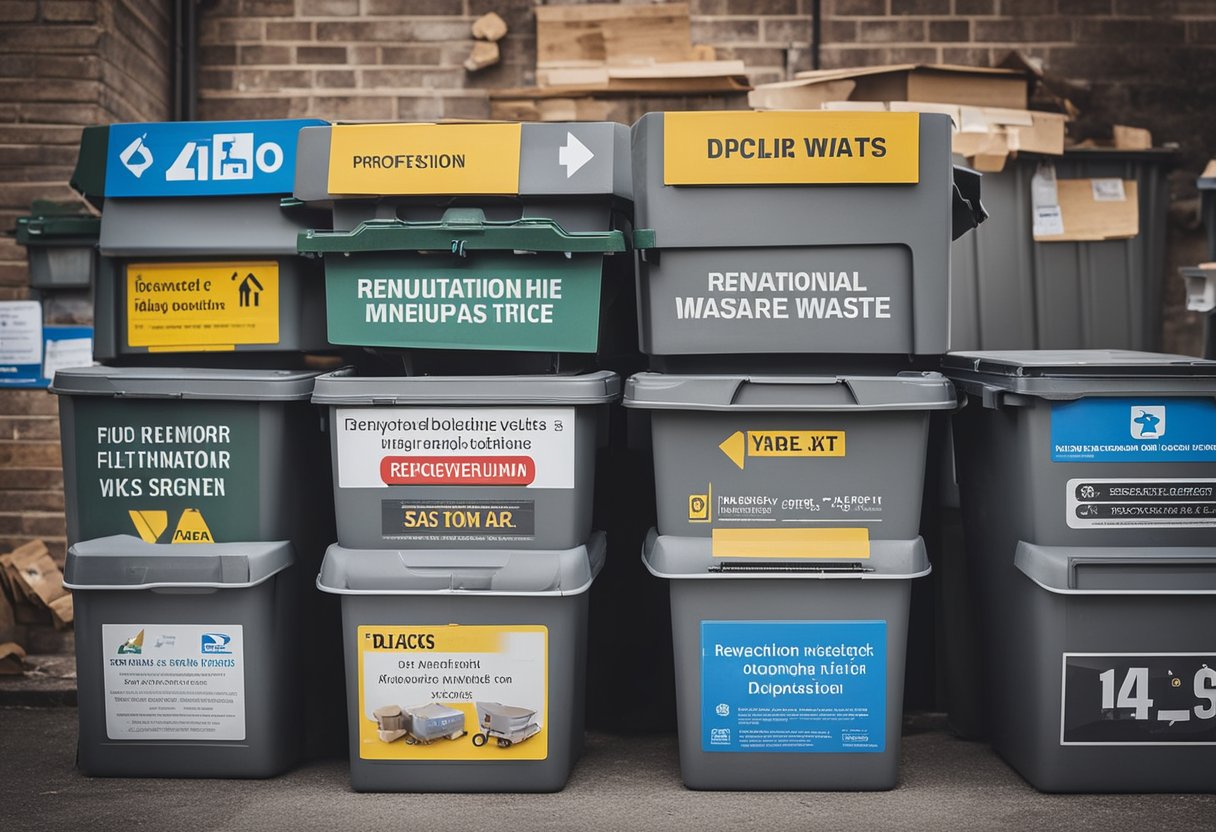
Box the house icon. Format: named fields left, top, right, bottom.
left=232, top=271, right=264, bottom=307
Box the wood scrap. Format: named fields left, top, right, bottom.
left=48, top=595, right=73, bottom=631
left=0, top=642, right=26, bottom=675
left=471, top=11, right=507, bottom=42
left=464, top=40, right=500, bottom=72
left=535, top=3, right=695, bottom=67
left=2, top=540, right=68, bottom=610
left=1113, top=125, right=1152, bottom=150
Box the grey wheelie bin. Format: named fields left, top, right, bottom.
left=947, top=350, right=1216, bottom=793
left=14, top=204, right=100, bottom=289
left=1180, top=265, right=1216, bottom=360
left=317, top=532, right=605, bottom=792
left=311, top=368, right=619, bottom=550
left=293, top=121, right=635, bottom=372
left=70, top=119, right=331, bottom=361
left=630, top=110, right=986, bottom=369
left=65, top=536, right=301, bottom=778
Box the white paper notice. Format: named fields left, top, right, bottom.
left=102, top=623, right=246, bottom=741
left=1033, top=205, right=1065, bottom=237
left=42, top=336, right=92, bottom=380
left=0, top=301, right=42, bottom=365
left=1091, top=178, right=1127, bottom=202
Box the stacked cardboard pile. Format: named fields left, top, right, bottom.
left=490, top=3, right=750, bottom=122
left=0, top=540, right=73, bottom=674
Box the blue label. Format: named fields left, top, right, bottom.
left=104, top=119, right=326, bottom=197
left=700, top=620, right=886, bottom=753
left=1051, top=398, right=1216, bottom=462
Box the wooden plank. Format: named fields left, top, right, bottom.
left=535, top=2, right=693, bottom=66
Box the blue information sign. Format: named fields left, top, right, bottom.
left=1051, top=398, right=1216, bottom=463
left=104, top=119, right=326, bottom=197
left=700, top=620, right=886, bottom=753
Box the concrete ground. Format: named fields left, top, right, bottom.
left=1, top=708, right=1213, bottom=832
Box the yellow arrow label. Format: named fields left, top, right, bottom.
left=171, top=508, right=214, bottom=544
left=719, top=430, right=846, bottom=470
left=664, top=111, right=920, bottom=185
left=128, top=510, right=169, bottom=543
left=327, top=123, right=522, bottom=195
left=712, top=527, right=870, bottom=559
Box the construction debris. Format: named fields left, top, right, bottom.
left=0, top=642, right=26, bottom=675
left=471, top=11, right=508, bottom=42
left=464, top=40, right=500, bottom=73
left=0, top=540, right=74, bottom=671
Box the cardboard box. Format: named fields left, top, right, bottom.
left=793, top=63, right=1030, bottom=109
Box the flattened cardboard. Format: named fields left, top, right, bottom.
left=793, top=63, right=1029, bottom=109
left=0, top=642, right=25, bottom=675
left=1034, top=178, right=1139, bottom=242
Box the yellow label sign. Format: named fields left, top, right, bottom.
left=664, top=111, right=919, bottom=185
left=357, top=624, right=548, bottom=762
left=712, top=527, right=871, bottom=559
left=171, top=508, right=214, bottom=544
left=719, top=430, right=846, bottom=470
left=327, top=123, right=522, bottom=195
left=129, top=510, right=168, bottom=544
left=127, top=261, right=279, bottom=350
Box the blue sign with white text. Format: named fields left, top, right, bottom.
left=1051, top=398, right=1216, bottom=462
left=104, top=119, right=326, bottom=197
left=700, top=620, right=886, bottom=753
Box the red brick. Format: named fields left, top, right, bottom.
left=929, top=19, right=971, bottom=41
left=691, top=19, right=762, bottom=44
left=941, top=47, right=994, bottom=65
left=973, top=18, right=1074, bottom=42
left=364, top=0, right=464, bottom=14
left=266, top=21, right=313, bottom=40
left=0, top=1, right=36, bottom=22
left=1006, top=0, right=1056, bottom=14
left=0, top=441, right=61, bottom=467
left=211, top=18, right=264, bottom=42
left=954, top=0, right=996, bottom=13
left=316, top=69, right=356, bottom=88
left=242, top=0, right=293, bottom=14
left=763, top=17, right=812, bottom=43
left=0, top=24, right=101, bottom=50
left=361, top=67, right=464, bottom=89
left=42, top=0, right=98, bottom=22
left=381, top=45, right=444, bottom=65
left=234, top=68, right=313, bottom=90
left=827, top=0, right=886, bottom=14
left=726, top=0, right=798, bottom=13
left=0, top=468, right=64, bottom=491
left=0, top=392, right=56, bottom=417
left=308, top=95, right=396, bottom=120
left=297, top=45, right=348, bottom=64
left=198, top=95, right=293, bottom=119
left=299, top=0, right=359, bottom=14
left=239, top=44, right=291, bottom=65
left=1058, top=0, right=1112, bottom=12
left=890, top=0, right=950, bottom=14
left=1076, top=18, right=1186, bottom=43
left=858, top=19, right=927, bottom=42
left=200, top=44, right=237, bottom=66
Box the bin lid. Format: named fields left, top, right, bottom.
left=311, top=369, right=620, bottom=406
left=622, top=371, right=955, bottom=412
left=99, top=196, right=317, bottom=256
left=51, top=366, right=325, bottom=401
left=316, top=531, right=605, bottom=597
left=14, top=212, right=100, bottom=246
left=642, top=531, right=930, bottom=581
left=1014, top=542, right=1216, bottom=595
left=943, top=350, right=1216, bottom=399
left=294, top=122, right=632, bottom=202
left=64, top=535, right=293, bottom=590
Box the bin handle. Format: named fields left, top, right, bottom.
left=297, top=208, right=627, bottom=256
left=1069, top=557, right=1216, bottom=593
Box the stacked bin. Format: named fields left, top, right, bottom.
left=623, top=110, right=985, bottom=790
left=54, top=120, right=340, bottom=776
left=292, top=121, right=629, bottom=792
left=1180, top=165, right=1216, bottom=360
left=946, top=350, right=1216, bottom=792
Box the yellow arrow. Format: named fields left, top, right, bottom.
left=129, top=510, right=168, bottom=543
left=719, top=430, right=846, bottom=470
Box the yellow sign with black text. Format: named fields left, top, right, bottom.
left=327, top=123, right=522, bottom=195
left=357, top=624, right=548, bottom=761
left=719, top=430, right=846, bottom=470
left=126, top=261, right=279, bottom=350
left=664, top=111, right=920, bottom=185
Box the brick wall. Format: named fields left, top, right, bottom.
left=0, top=0, right=172, bottom=572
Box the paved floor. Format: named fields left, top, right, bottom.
left=1, top=707, right=1213, bottom=832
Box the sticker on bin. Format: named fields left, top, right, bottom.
left=336, top=407, right=575, bottom=489
left=1061, top=654, right=1216, bottom=746
left=102, top=624, right=245, bottom=741
left=357, top=625, right=547, bottom=761
left=105, top=119, right=324, bottom=198
left=126, top=261, right=279, bottom=350
left=701, top=620, right=886, bottom=753
left=328, top=123, right=522, bottom=195
left=663, top=111, right=920, bottom=185
left=1051, top=398, right=1216, bottom=463
left=1066, top=478, right=1216, bottom=529
left=74, top=401, right=261, bottom=543
left=382, top=499, right=535, bottom=542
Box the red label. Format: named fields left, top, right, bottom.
left=379, top=456, right=536, bottom=486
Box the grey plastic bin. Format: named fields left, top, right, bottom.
left=317, top=532, right=605, bottom=792
left=1179, top=266, right=1216, bottom=360
left=93, top=196, right=329, bottom=359
left=631, top=111, right=983, bottom=365
left=623, top=372, right=956, bottom=551
left=65, top=535, right=301, bottom=778
left=14, top=209, right=99, bottom=289
left=312, top=369, right=619, bottom=550
left=951, top=149, right=1175, bottom=351
left=947, top=350, right=1216, bottom=792
left=53, top=366, right=331, bottom=546
left=643, top=531, right=930, bottom=790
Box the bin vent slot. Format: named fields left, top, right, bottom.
left=1072, top=560, right=1216, bottom=592
left=709, top=561, right=873, bottom=574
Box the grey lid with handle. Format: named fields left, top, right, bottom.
left=64, top=535, right=293, bottom=590
left=99, top=196, right=311, bottom=256
left=642, top=530, right=930, bottom=580
left=317, top=532, right=605, bottom=597
left=1014, top=541, right=1216, bottom=595
left=943, top=350, right=1216, bottom=400
left=311, top=368, right=620, bottom=406
left=50, top=365, right=325, bottom=401
left=622, top=371, right=956, bottom=412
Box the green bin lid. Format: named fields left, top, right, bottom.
left=943, top=350, right=1216, bottom=400
left=51, top=366, right=325, bottom=401
left=311, top=368, right=620, bottom=406
left=14, top=212, right=100, bottom=246
left=642, top=531, right=930, bottom=580
left=64, top=535, right=293, bottom=590
left=622, top=371, right=955, bottom=412
left=316, top=531, right=605, bottom=597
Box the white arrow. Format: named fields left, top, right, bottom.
left=558, top=132, right=593, bottom=178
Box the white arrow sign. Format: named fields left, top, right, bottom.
left=558, top=132, right=593, bottom=178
